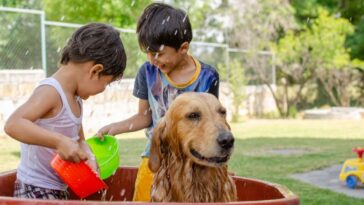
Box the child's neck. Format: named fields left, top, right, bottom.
left=53, top=64, right=80, bottom=96
left=167, top=55, right=196, bottom=85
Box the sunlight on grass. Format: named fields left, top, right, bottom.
left=232, top=119, right=364, bottom=139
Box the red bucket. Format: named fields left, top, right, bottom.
left=51, top=154, right=108, bottom=198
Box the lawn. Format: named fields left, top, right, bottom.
left=1, top=119, right=363, bottom=204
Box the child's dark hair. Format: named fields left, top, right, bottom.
left=60, top=23, right=126, bottom=80
left=137, top=3, right=192, bottom=52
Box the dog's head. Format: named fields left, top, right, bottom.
left=149, top=92, right=234, bottom=172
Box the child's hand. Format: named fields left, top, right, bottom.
left=79, top=141, right=100, bottom=175
left=56, top=138, right=88, bottom=163
left=96, top=123, right=118, bottom=140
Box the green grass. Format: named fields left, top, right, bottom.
left=1, top=119, right=363, bottom=204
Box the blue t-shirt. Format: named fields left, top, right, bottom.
left=133, top=56, right=219, bottom=157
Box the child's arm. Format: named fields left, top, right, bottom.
left=4, top=86, right=87, bottom=162
left=96, top=99, right=152, bottom=139
left=78, top=126, right=99, bottom=174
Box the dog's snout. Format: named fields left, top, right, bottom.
left=217, top=131, right=234, bottom=150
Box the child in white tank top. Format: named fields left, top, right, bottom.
left=4, top=23, right=127, bottom=200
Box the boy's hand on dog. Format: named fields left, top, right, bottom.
left=56, top=137, right=88, bottom=163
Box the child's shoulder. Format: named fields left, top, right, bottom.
left=197, top=60, right=219, bottom=75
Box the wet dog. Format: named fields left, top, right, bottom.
left=149, top=92, right=237, bottom=202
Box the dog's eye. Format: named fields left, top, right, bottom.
left=218, top=108, right=226, bottom=115
left=187, top=112, right=201, bottom=120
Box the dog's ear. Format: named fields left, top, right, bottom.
left=149, top=118, right=167, bottom=172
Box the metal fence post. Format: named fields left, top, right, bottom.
left=40, top=11, right=47, bottom=76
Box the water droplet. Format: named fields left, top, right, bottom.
left=129, top=124, right=134, bottom=130
left=183, top=14, right=187, bottom=22
left=60, top=16, right=65, bottom=21
left=162, top=19, right=166, bottom=24
left=159, top=44, right=165, bottom=51
left=154, top=53, right=159, bottom=59
left=184, top=29, right=187, bottom=34
left=131, top=0, right=135, bottom=7
left=174, top=30, right=178, bottom=35
left=120, top=189, right=126, bottom=196
left=306, top=18, right=310, bottom=23
left=25, top=50, right=29, bottom=55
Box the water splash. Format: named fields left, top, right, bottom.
left=159, top=44, right=165, bottom=51
left=120, top=189, right=126, bottom=196
left=182, top=14, right=187, bottom=22
left=101, top=189, right=108, bottom=201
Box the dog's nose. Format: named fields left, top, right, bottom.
left=217, top=131, right=234, bottom=150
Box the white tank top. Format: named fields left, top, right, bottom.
left=16, top=77, right=82, bottom=191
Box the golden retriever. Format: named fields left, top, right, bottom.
left=149, top=92, right=237, bottom=202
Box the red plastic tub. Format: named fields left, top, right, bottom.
left=0, top=167, right=299, bottom=205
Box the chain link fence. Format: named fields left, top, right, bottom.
left=0, top=6, right=275, bottom=84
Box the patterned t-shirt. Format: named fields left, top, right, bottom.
left=133, top=56, right=219, bottom=157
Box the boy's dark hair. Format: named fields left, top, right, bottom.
left=137, top=3, right=193, bottom=52
left=61, top=23, right=126, bottom=80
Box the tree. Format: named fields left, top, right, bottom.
left=0, top=0, right=42, bottom=70
left=219, top=59, right=246, bottom=122
left=41, top=0, right=150, bottom=29
left=308, top=10, right=360, bottom=106
left=273, top=30, right=316, bottom=117
left=224, top=0, right=297, bottom=117
left=40, top=0, right=151, bottom=76
left=276, top=9, right=362, bottom=108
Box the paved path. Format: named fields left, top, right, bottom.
left=291, top=165, right=364, bottom=199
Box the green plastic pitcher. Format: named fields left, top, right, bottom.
left=86, top=135, right=120, bottom=180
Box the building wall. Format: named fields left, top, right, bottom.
left=0, top=70, right=277, bottom=135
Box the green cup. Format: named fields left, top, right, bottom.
left=86, top=135, right=120, bottom=180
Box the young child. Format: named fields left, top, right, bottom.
left=4, top=23, right=127, bottom=200
left=96, top=3, right=219, bottom=201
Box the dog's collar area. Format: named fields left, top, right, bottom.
left=190, top=149, right=229, bottom=164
